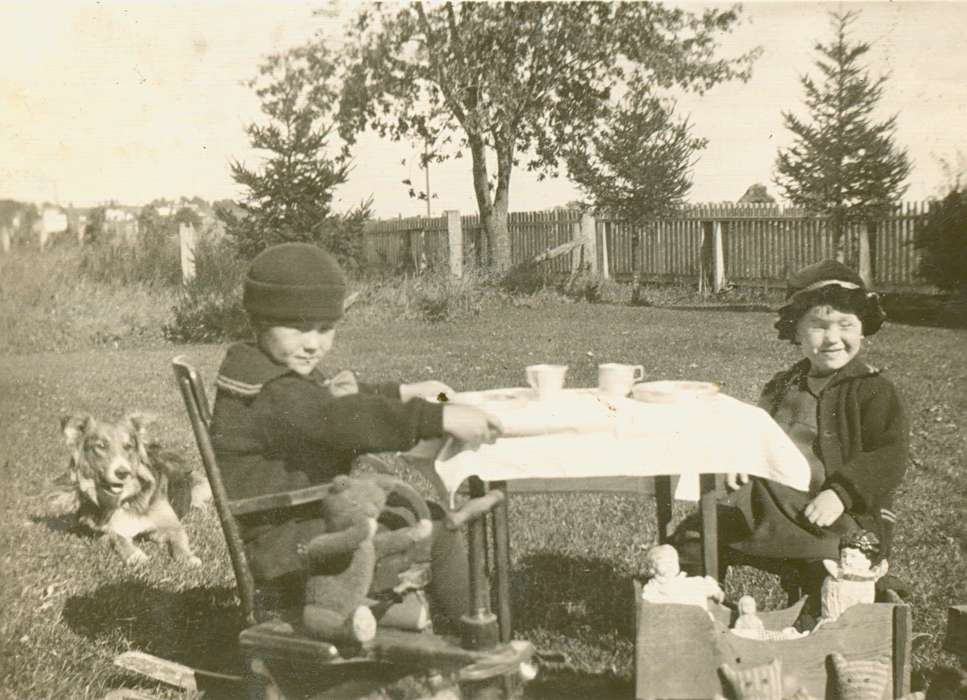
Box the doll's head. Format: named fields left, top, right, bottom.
left=839, top=529, right=883, bottom=573
left=737, top=595, right=758, bottom=616
left=644, top=544, right=681, bottom=579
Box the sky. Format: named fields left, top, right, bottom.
left=2, top=1, right=966, bottom=218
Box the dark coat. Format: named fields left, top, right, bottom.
left=209, top=342, right=444, bottom=581
left=729, top=355, right=909, bottom=561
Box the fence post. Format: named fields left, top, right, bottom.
left=712, top=221, right=725, bottom=293
left=0, top=227, right=10, bottom=254
left=858, top=223, right=872, bottom=286
left=579, top=212, right=597, bottom=275
left=179, top=222, right=196, bottom=285
left=600, top=220, right=611, bottom=280
left=446, top=210, right=463, bottom=278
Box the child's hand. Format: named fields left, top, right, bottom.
left=400, top=380, right=454, bottom=403
left=726, top=472, right=749, bottom=490
left=442, top=405, right=504, bottom=446
left=803, top=489, right=845, bottom=527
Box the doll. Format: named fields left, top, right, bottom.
left=641, top=544, right=725, bottom=614
left=819, top=530, right=888, bottom=623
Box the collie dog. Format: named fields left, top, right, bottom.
left=59, top=413, right=210, bottom=566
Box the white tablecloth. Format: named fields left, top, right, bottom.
left=408, top=388, right=810, bottom=506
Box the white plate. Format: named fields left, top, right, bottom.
left=449, top=387, right=534, bottom=407
left=631, top=380, right=720, bottom=403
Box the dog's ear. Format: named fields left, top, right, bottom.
left=61, top=415, right=92, bottom=447
left=124, top=412, right=158, bottom=443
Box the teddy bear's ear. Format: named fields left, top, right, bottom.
left=330, top=475, right=351, bottom=493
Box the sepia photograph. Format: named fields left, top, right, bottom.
left=1, top=1, right=965, bottom=698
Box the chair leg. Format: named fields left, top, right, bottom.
left=490, top=481, right=512, bottom=645
left=248, top=657, right=285, bottom=700
left=462, top=477, right=499, bottom=651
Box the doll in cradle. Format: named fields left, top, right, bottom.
left=641, top=544, right=725, bottom=614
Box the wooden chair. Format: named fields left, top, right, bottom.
left=171, top=356, right=536, bottom=699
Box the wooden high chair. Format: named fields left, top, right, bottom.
left=171, top=356, right=535, bottom=700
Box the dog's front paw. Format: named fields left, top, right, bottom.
left=125, top=549, right=149, bottom=566
left=185, top=555, right=202, bottom=567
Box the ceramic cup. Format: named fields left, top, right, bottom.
left=525, top=364, right=568, bottom=400
left=597, top=363, right=645, bottom=397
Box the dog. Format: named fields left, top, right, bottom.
left=58, top=412, right=210, bottom=566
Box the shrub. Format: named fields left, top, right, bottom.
left=164, top=235, right=250, bottom=343
left=350, top=269, right=500, bottom=323
left=78, top=220, right=181, bottom=288
left=914, top=189, right=967, bottom=294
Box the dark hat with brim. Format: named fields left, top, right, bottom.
left=784, top=259, right=867, bottom=301
left=243, top=243, right=346, bottom=324
left=775, top=259, right=868, bottom=315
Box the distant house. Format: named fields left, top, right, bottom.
left=105, top=207, right=136, bottom=223
left=41, top=207, right=68, bottom=234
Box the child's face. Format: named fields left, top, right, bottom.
left=795, top=304, right=863, bottom=376
left=257, top=322, right=335, bottom=376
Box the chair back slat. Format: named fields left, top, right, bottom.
left=172, top=355, right=257, bottom=627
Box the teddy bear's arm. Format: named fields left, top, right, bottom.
left=374, top=527, right=423, bottom=557
left=305, top=522, right=372, bottom=565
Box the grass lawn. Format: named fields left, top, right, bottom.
left=1, top=303, right=965, bottom=699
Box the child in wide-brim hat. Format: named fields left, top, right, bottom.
left=674, top=259, right=909, bottom=628
left=209, top=242, right=503, bottom=622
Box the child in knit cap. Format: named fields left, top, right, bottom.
left=209, top=242, right=502, bottom=622
left=673, top=260, right=909, bottom=625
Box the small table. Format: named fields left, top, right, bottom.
left=409, top=387, right=811, bottom=647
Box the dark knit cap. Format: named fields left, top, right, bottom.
left=243, top=243, right=346, bottom=324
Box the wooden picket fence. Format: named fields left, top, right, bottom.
left=363, top=209, right=583, bottom=274
left=363, top=202, right=934, bottom=291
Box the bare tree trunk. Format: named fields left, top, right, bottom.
left=467, top=132, right=513, bottom=270
left=491, top=136, right=513, bottom=271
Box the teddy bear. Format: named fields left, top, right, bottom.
left=301, top=474, right=433, bottom=644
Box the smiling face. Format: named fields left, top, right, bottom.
left=257, top=322, right=335, bottom=376
left=795, top=305, right=863, bottom=376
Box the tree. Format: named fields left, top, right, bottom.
left=737, top=183, right=776, bottom=204
left=336, top=2, right=758, bottom=270
left=566, top=92, right=706, bottom=223
left=774, top=10, right=910, bottom=263
left=219, top=45, right=370, bottom=268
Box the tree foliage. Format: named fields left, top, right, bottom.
left=219, top=45, right=370, bottom=269
left=566, top=93, right=706, bottom=223
left=914, top=189, right=967, bottom=294
left=774, top=10, right=910, bottom=254
left=335, top=1, right=758, bottom=269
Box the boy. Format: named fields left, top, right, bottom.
left=209, top=242, right=502, bottom=621
left=675, top=260, right=909, bottom=619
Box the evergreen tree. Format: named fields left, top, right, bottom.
left=566, top=92, right=706, bottom=224
left=218, top=45, right=369, bottom=268
left=774, top=10, right=910, bottom=261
